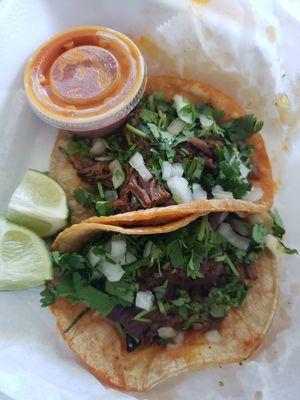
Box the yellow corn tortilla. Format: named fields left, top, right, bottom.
left=50, top=75, right=273, bottom=226
left=51, top=220, right=278, bottom=392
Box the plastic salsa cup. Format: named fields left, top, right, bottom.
left=24, top=26, right=146, bottom=136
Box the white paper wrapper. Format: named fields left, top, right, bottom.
left=0, top=0, right=300, bottom=399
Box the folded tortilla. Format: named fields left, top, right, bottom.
left=50, top=75, right=274, bottom=226
left=51, top=218, right=278, bottom=392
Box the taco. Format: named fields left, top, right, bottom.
left=50, top=75, right=273, bottom=226
left=41, top=210, right=295, bottom=391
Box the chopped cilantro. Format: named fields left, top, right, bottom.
left=95, top=201, right=114, bottom=216
left=252, top=223, right=268, bottom=248
left=74, top=187, right=96, bottom=209
left=41, top=212, right=296, bottom=349
left=268, top=209, right=285, bottom=239
left=66, top=138, right=91, bottom=157
left=222, top=114, right=263, bottom=141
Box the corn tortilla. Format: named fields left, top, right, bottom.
left=51, top=221, right=278, bottom=392
left=50, top=75, right=273, bottom=226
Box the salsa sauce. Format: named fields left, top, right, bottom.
left=24, top=27, right=145, bottom=125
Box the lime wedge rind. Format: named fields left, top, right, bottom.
left=8, top=169, right=68, bottom=237
left=0, top=216, right=52, bottom=291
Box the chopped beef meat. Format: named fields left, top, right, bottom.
left=71, top=155, right=112, bottom=186
left=137, top=265, right=166, bottom=291
left=162, top=198, right=177, bottom=206
left=113, top=166, right=171, bottom=213
left=135, top=137, right=152, bottom=157
left=193, top=315, right=224, bottom=333
left=205, top=158, right=217, bottom=170
left=142, top=310, right=184, bottom=346
left=244, top=263, right=258, bottom=280
left=236, top=263, right=247, bottom=283
left=109, top=305, right=149, bottom=338
left=70, top=155, right=95, bottom=171
left=187, top=137, right=213, bottom=157
left=236, top=263, right=258, bottom=283
left=111, top=256, right=256, bottom=349
left=200, top=261, right=227, bottom=286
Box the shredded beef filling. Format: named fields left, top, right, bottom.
left=70, top=155, right=112, bottom=187
left=109, top=258, right=256, bottom=350
left=112, top=166, right=171, bottom=213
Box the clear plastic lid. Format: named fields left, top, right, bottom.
left=24, top=26, right=146, bottom=133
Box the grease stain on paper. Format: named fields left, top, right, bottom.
left=254, top=390, right=263, bottom=400
left=265, top=26, right=277, bottom=43
left=276, top=93, right=290, bottom=125
left=282, top=137, right=290, bottom=153
left=190, top=0, right=211, bottom=5
left=133, top=35, right=178, bottom=75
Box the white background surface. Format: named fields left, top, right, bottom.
left=0, top=0, right=300, bottom=399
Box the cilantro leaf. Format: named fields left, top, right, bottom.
left=268, top=209, right=285, bottom=239
left=105, top=278, right=136, bottom=304
left=252, top=223, right=268, bottom=248
left=183, top=157, right=205, bottom=183
left=74, top=187, right=96, bottom=209
left=215, top=149, right=251, bottom=198
left=66, top=138, right=91, bottom=157
left=95, top=201, right=114, bottom=216
left=52, top=252, right=87, bottom=271
left=281, top=244, right=298, bottom=255
left=187, top=243, right=204, bottom=279
left=77, top=285, right=115, bottom=316
left=167, top=240, right=185, bottom=268
left=140, top=108, right=159, bottom=124
left=222, top=114, right=263, bottom=141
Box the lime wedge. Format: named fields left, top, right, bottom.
left=0, top=216, right=52, bottom=290
left=8, top=169, right=68, bottom=237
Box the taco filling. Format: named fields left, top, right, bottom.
left=63, top=92, right=264, bottom=217
left=41, top=211, right=294, bottom=352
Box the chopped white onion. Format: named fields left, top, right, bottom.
left=135, top=291, right=154, bottom=311
left=192, top=183, right=207, bottom=200
left=100, top=260, right=125, bottom=282
left=143, top=241, right=153, bottom=258
left=125, top=251, right=137, bottom=264
left=167, top=331, right=185, bottom=349
left=173, top=163, right=184, bottom=177
left=231, top=218, right=250, bottom=237
left=167, top=176, right=193, bottom=203
left=239, top=163, right=250, bottom=178
left=204, top=329, right=221, bottom=343
left=87, top=248, right=101, bottom=267
left=95, top=156, right=113, bottom=161
left=217, top=223, right=250, bottom=251
left=162, top=161, right=173, bottom=181
left=162, top=162, right=184, bottom=181
left=265, top=234, right=282, bottom=257
left=104, top=190, right=118, bottom=201
left=109, top=160, right=125, bottom=189
left=167, top=118, right=186, bottom=135
left=158, top=326, right=176, bottom=339
left=242, top=186, right=263, bottom=202
left=199, top=114, right=214, bottom=128
left=173, top=94, right=187, bottom=113
left=110, top=235, right=126, bottom=262
left=129, top=152, right=152, bottom=182
left=90, top=138, right=106, bottom=156
left=212, top=185, right=234, bottom=199
left=173, top=95, right=193, bottom=123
